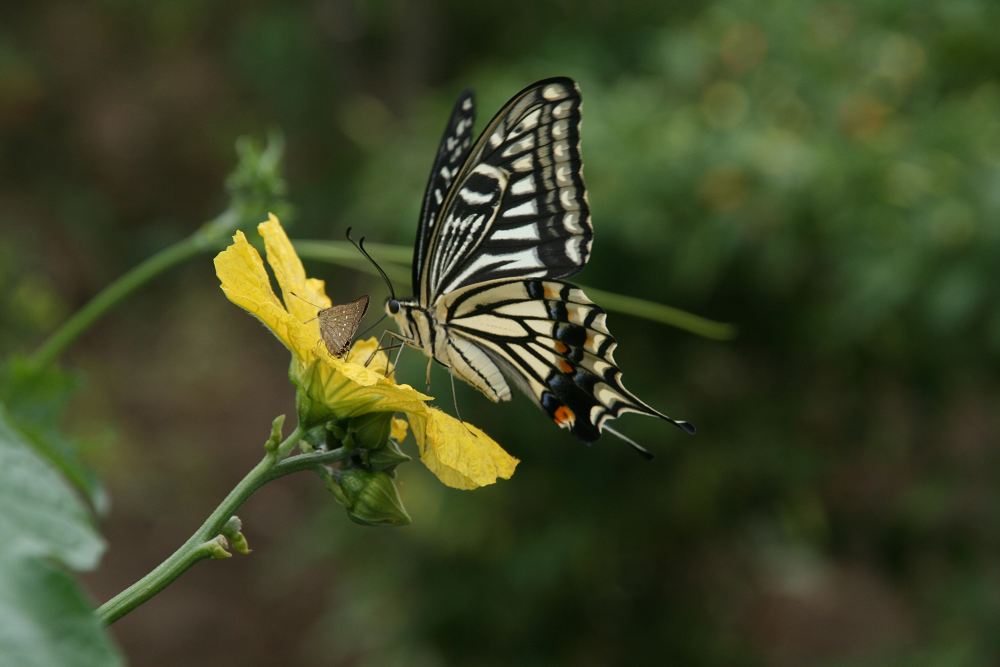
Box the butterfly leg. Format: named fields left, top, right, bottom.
left=364, top=329, right=395, bottom=367
left=364, top=329, right=411, bottom=373
left=449, top=370, right=477, bottom=437
left=390, top=340, right=405, bottom=376
left=372, top=329, right=411, bottom=377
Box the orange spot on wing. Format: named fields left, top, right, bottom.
left=544, top=284, right=559, bottom=299
left=554, top=341, right=569, bottom=354
left=558, top=360, right=573, bottom=373
left=554, top=405, right=576, bottom=426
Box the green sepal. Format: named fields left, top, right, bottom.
left=324, top=468, right=411, bottom=527
left=326, top=421, right=348, bottom=442
left=345, top=412, right=392, bottom=451
left=301, top=424, right=329, bottom=452
left=366, top=437, right=411, bottom=473
left=293, top=360, right=328, bottom=429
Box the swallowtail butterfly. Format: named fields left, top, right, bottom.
left=385, top=77, right=694, bottom=455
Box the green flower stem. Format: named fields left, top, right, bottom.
left=293, top=239, right=412, bottom=286
left=96, top=424, right=349, bottom=625
left=292, top=239, right=736, bottom=340
left=29, top=212, right=239, bottom=369
left=30, top=127, right=288, bottom=368
left=267, top=447, right=350, bottom=480
left=294, top=238, right=412, bottom=266
left=580, top=286, right=737, bottom=341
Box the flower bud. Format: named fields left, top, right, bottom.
left=326, top=468, right=411, bottom=527
left=221, top=516, right=251, bottom=555
left=205, top=535, right=233, bottom=559
left=263, top=415, right=286, bottom=453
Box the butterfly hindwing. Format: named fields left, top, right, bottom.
left=420, top=78, right=593, bottom=303
left=414, top=89, right=476, bottom=290
left=318, top=295, right=370, bottom=358
left=436, top=279, right=694, bottom=441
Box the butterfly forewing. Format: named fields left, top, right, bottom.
left=414, top=90, right=476, bottom=291
left=318, top=295, right=370, bottom=358
left=419, top=78, right=592, bottom=304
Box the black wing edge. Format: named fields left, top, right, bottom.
left=414, top=88, right=476, bottom=289
left=472, top=76, right=581, bottom=143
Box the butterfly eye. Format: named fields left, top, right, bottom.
left=387, top=299, right=400, bottom=315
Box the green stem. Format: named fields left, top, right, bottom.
left=293, top=239, right=736, bottom=340
left=294, top=238, right=412, bottom=266
left=31, top=128, right=289, bottom=367
left=96, top=426, right=349, bottom=625
left=294, top=239, right=412, bottom=287
left=580, top=286, right=737, bottom=341
left=30, top=229, right=219, bottom=369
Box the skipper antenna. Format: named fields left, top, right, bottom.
left=346, top=227, right=396, bottom=301
left=356, top=312, right=388, bottom=338
left=287, top=290, right=324, bottom=323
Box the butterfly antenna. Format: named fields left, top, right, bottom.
left=356, top=312, right=388, bottom=338
left=288, top=290, right=325, bottom=310
left=288, top=290, right=325, bottom=323
left=346, top=227, right=396, bottom=301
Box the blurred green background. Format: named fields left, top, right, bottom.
left=3, top=1, right=1000, bottom=665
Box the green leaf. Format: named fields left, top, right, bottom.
left=0, top=554, right=122, bottom=667
left=0, top=406, right=105, bottom=568
left=0, top=357, right=107, bottom=511
left=0, top=406, right=120, bottom=666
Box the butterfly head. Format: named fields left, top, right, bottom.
left=385, top=297, right=434, bottom=354
left=385, top=297, right=408, bottom=337
left=385, top=296, right=411, bottom=333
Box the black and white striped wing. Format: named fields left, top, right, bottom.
left=413, top=89, right=476, bottom=290
left=419, top=78, right=593, bottom=304
left=438, top=279, right=695, bottom=445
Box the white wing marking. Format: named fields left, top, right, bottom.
left=502, top=200, right=538, bottom=218
left=492, top=224, right=540, bottom=241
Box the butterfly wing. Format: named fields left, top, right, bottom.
left=414, top=89, right=476, bottom=291
left=318, top=295, right=370, bottom=358
left=436, top=279, right=695, bottom=442
left=419, top=78, right=592, bottom=304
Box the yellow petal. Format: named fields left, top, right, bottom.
left=258, top=214, right=333, bottom=359
left=214, top=230, right=298, bottom=353
left=409, top=407, right=518, bottom=489
left=345, top=338, right=392, bottom=378
left=390, top=417, right=409, bottom=442
left=259, top=213, right=330, bottom=321
left=296, top=357, right=431, bottom=423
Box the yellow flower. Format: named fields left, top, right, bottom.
left=213, top=213, right=518, bottom=489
